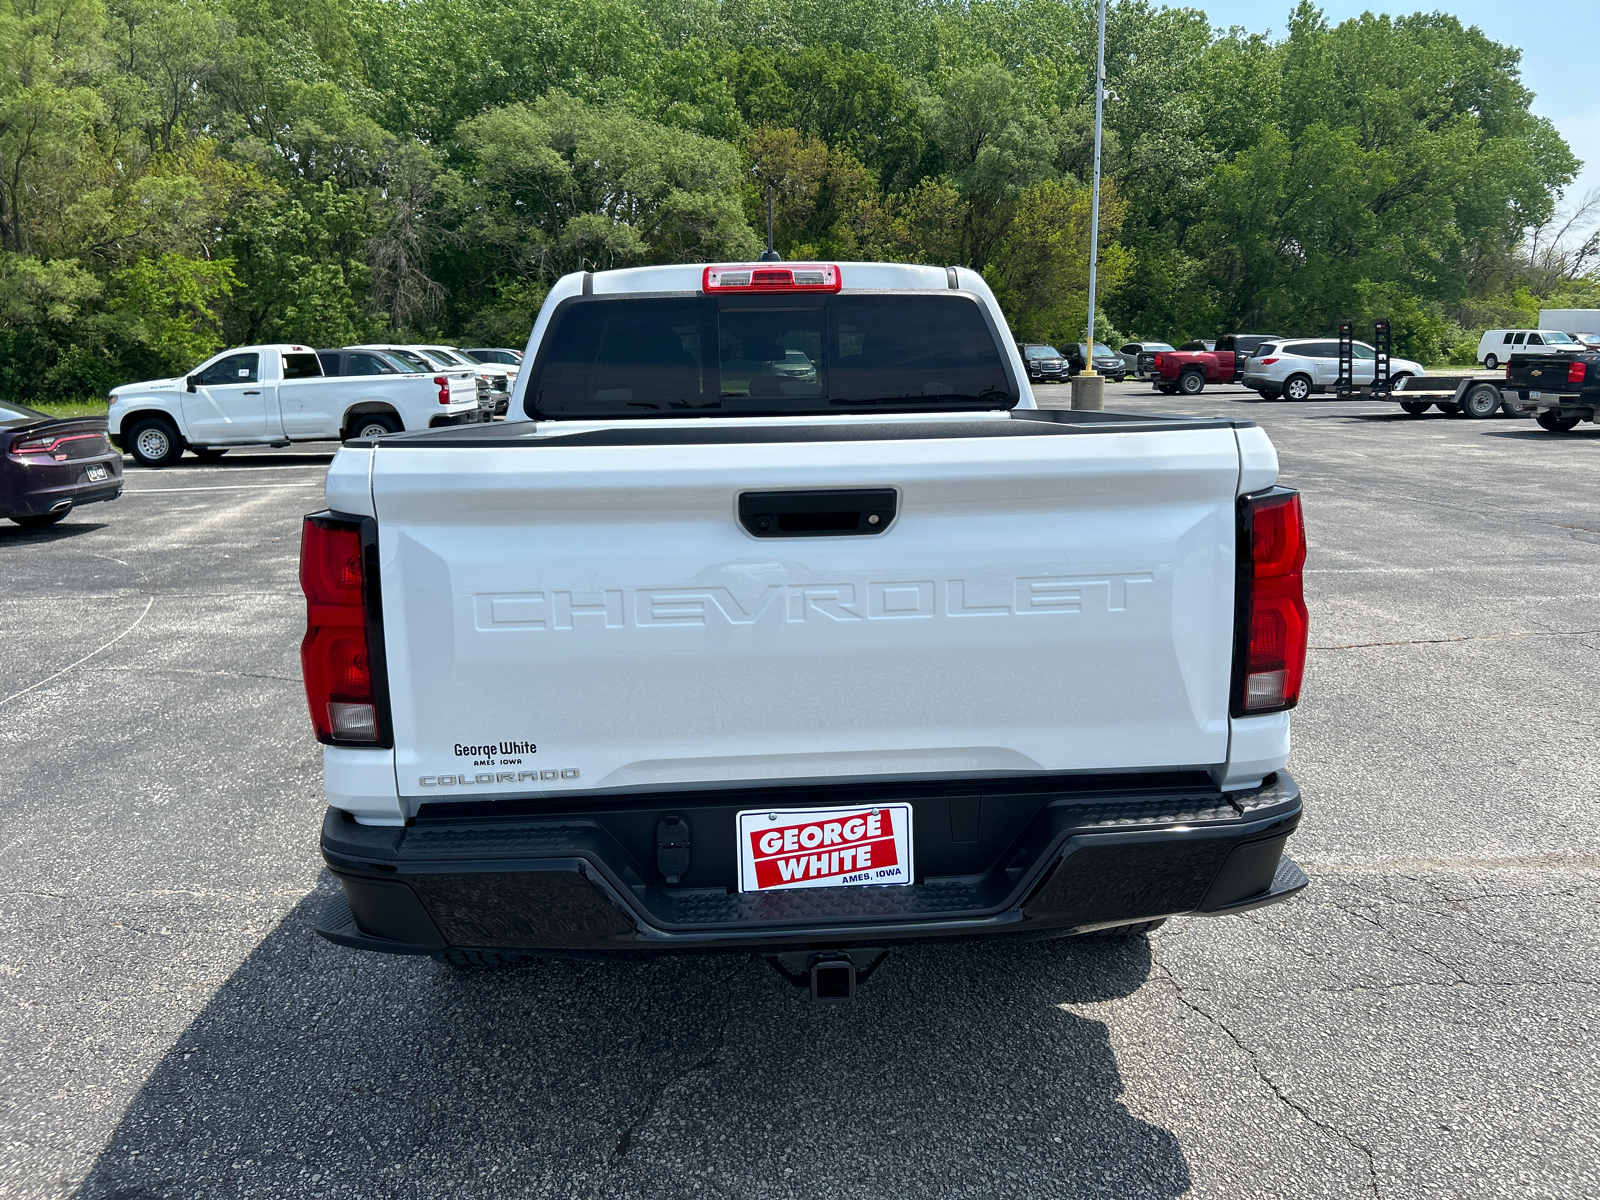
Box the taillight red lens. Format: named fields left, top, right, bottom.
left=1236, top=489, right=1308, bottom=715
left=1260, top=357, right=1279, bottom=365
left=434, top=375, right=450, bottom=404
left=1568, top=360, right=1587, bottom=384
left=300, top=516, right=380, bottom=743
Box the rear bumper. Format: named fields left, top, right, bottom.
left=2, top=459, right=123, bottom=518
left=316, top=771, right=1307, bottom=958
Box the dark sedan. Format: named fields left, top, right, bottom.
left=1065, top=342, right=1129, bottom=381
left=2, top=401, right=124, bottom=528
left=1017, top=343, right=1071, bottom=383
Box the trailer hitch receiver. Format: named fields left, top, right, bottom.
left=765, top=948, right=889, bottom=1002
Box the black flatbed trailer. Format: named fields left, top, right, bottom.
left=1390, top=373, right=1518, bottom=419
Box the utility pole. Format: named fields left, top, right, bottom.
left=1073, top=0, right=1109, bottom=411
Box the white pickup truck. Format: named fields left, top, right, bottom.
left=304, top=262, right=1310, bottom=999
left=108, top=343, right=487, bottom=466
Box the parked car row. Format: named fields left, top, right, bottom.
left=1014, top=342, right=1130, bottom=382
left=107, top=343, right=505, bottom=467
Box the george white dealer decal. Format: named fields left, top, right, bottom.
left=474, top=572, right=1157, bottom=631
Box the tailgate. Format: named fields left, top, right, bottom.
left=372, top=426, right=1243, bottom=799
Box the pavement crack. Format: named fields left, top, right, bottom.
left=1154, top=957, right=1382, bottom=1198
left=595, top=956, right=751, bottom=1195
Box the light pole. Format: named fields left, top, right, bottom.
left=1073, top=0, right=1109, bottom=411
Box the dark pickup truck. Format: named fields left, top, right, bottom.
left=1504, top=353, right=1600, bottom=431
left=1152, top=334, right=1282, bottom=395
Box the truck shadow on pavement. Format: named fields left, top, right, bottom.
left=76, top=880, right=1190, bottom=1200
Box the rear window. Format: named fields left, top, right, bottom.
left=1251, top=344, right=1278, bottom=358
left=283, top=353, right=322, bottom=379
left=528, top=294, right=1016, bottom=418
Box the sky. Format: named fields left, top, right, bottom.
left=1198, top=0, right=1600, bottom=214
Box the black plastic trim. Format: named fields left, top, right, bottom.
left=738, top=488, right=897, bottom=537
left=319, top=773, right=1303, bottom=953
left=347, top=410, right=1254, bottom=451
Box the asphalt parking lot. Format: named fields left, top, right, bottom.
left=2, top=381, right=1597, bottom=1199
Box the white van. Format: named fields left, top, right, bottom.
left=1476, top=329, right=1582, bottom=369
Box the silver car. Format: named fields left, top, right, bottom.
left=1241, top=338, right=1425, bottom=401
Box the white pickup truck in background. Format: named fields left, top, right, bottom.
left=108, top=344, right=487, bottom=466
left=304, top=261, right=1311, bottom=1000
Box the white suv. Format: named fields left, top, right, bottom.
left=1241, top=339, right=1425, bottom=401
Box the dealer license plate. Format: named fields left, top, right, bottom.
left=736, top=804, right=913, bottom=892
left=86, top=463, right=109, bottom=481
left=1528, top=391, right=1542, bottom=399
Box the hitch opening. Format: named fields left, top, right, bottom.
left=765, top=948, right=888, bottom=1002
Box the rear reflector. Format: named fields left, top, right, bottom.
left=1234, top=488, right=1308, bottom=716
left=299, top=515, right=382, bottom=744
left=703, top=264, right=841, bottom=293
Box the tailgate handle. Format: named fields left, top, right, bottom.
left=739, top=489, right=897, bottom=537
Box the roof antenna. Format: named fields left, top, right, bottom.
left=759, top=184, right=781, bottom=261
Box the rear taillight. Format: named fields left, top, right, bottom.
left=1569, top=361, right=1587, bottom=384
left=434, top=375, right=450, bottom=404
left=1259, top=357, right=1279, bottom=365
left=1152, top=353, right=1163, bottom=368
left=1504, top=365, right=1510, bottom=380
left=299, top=515, right=382, bottom=744
left=1234, top=488, right=1308, bottom=716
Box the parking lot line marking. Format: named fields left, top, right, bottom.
left=0, top=596, right=154, bottom=709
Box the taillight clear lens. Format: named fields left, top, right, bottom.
left=299, top=517, right=379, bottom=744
left=1236, top=490, right=1308, bottom=715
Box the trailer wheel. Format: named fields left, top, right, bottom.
left=1483, top=354, right=1499, bottom=370
left=1461, top=383, right=1503, bottom=418
left=1537, top=412, right=1581, bottom=432
left=1177, top=370, right=1206, bottom=396
left=1283, top=374, right=1313, bottom=402
left=1399, top=400, right=1432, bottom=415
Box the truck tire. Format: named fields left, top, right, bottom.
left=192, top=447, right=228, bottom=461
left=127, top=417, right=183, bottom=467
left=1461, top=383, right=1503, bottom=418
left=347, top=413, right=401, bottom=440
left=1399, top=400, right=1432, bottom=415
left=1436, top=401, right=1461, bottom=414
left=1283, top=374, right=1313, bottom=402
left=1483, top=354, right=1499, bottom=370
left=1177, top=370, right=1205, bottom=396
left=1257, top=387, right=1282, bottom=400
left=1083, top=919, right=1167, bottom=938
left=1156, top=384, right=1178, bottom=395
left=1537, top=412, right=1581, bottom=432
